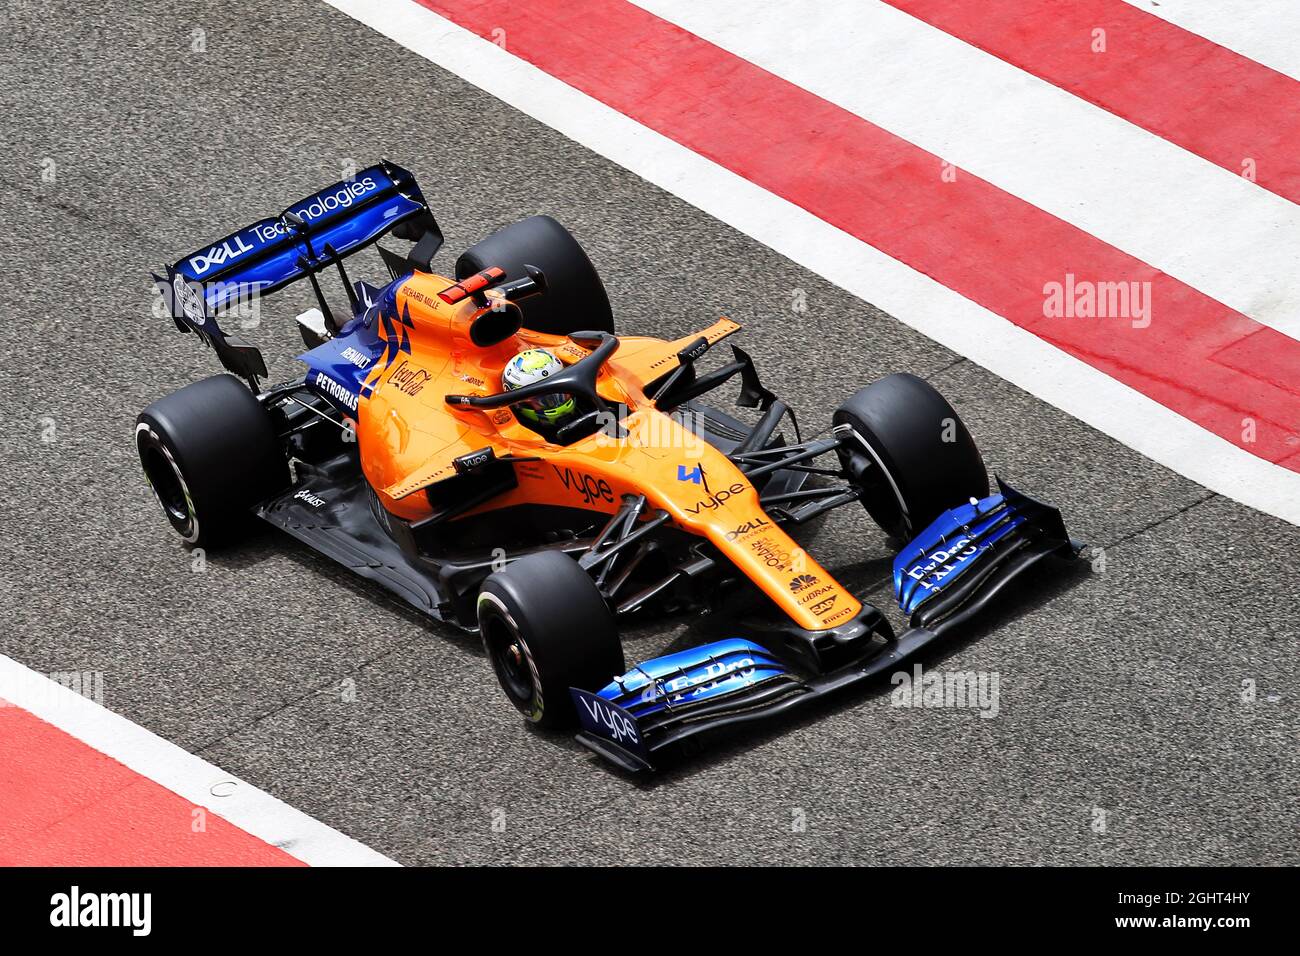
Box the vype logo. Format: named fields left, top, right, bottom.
left=578, top=695, right=639, bottom=746
left=50, top=886, right=152, bottom=937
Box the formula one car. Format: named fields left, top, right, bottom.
left=138, top=161, right=1081, bottom=771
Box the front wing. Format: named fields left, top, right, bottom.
left=571, top=480, right=1081, bottom=771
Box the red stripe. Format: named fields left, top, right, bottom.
left=0, top=701, right=302, bottom=866
left=884, top=0, right=1300, bottom=205
left=417, top=0, right=1300, bottom=469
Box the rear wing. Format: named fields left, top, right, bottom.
left=152, top=160, right=442, bottom=385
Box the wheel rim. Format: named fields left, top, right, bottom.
left=483, top=616, right=537, bottom=708
left=138, top=430, right=197, bottom=541
left=141, top=445, right=187, bottom=520
left=840, top=443, right=908, bottom=539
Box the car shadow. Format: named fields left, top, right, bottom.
left=200, top=528, right=486, bottom=655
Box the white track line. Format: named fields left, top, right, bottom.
left=0, top=655, right=399, bottom=867
left=323, top=0, right=1300, bottom=525
left=632, top=0, right=1300, bottom=342
left=1119, top=0, right=1300, bottom=82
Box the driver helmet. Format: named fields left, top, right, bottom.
left=501, top=348, right=578, bottom=427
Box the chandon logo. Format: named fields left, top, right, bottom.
left=750, top=536, right=793, bottom=570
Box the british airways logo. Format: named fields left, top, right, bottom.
left=188, top=235, right=254, bottom=276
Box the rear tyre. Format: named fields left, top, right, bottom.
left=478, top=551, right=624, bottom=730
left=457, top=215, right=614, bottom=335
left=135, top=374, right=289, bottom=547
left=832, top=373, right=988, bottom=542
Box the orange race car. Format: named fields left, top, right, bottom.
left=138, top=162, right=1080, bottom=770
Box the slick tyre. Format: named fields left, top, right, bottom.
left=833, top=373, right=988, bottom=542
left=135, top=374, right=289, bottom=548
left=457, top=215, right=614, bottom=335
left=478, top=551, right=624, bottom=730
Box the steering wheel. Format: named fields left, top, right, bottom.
left=444, top=331, right=620, bottom=416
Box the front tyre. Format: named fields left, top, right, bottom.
left=135, top=374, right=289, bottom=547
left=478, top=551, right=624, bottom=730
left=833, top=373, right=988, bottom=541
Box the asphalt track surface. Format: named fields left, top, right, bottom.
left=2, top=0, right=1296, bottom=865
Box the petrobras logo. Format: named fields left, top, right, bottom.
left=313, top=371, right=358, bottom=412
left=906, top=536, right=981, bottom=592
left=187, top=235, right=254, bottom=276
